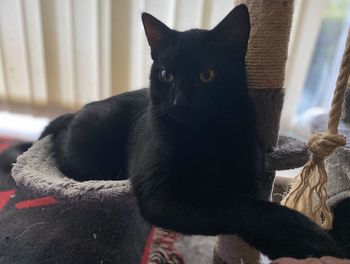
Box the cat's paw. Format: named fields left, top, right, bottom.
left=268, top=229, right=345, bottom=260
left=271, top=257, right=350, bottom=264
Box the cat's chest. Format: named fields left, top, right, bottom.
left=170, top=129, right=244, bottom=174
left=166, top=132, right=256, bottom=199
left=131, top=121, right=258, bottom=201
left=176, top=135, right=233, bottom=160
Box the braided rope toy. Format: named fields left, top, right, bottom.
left=281, top=29, right=350, bottom=229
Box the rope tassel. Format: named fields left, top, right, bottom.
left=281, top=29, right=350, bottom=229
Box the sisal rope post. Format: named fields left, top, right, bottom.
left=341, top=80, right=350, bottom=123
left=281, top=29, right=350, bottom=229
left=235, top=0, right=293, bottom=90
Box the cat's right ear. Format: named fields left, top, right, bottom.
left=142, top=13, right=172, bottom=57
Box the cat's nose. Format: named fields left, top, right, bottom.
left=173, top=92, right=188, bottom=109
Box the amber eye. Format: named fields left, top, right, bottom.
left=199, top=69, right=215, bottom=83
left=160, top=69, right=174, bottom=83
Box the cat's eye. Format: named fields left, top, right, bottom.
left=199, top=69, right=215, bottom=83
left=160, top=69, right=174, bottom=83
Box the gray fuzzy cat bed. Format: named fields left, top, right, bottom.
left=12, top=135, right=308, bottom=202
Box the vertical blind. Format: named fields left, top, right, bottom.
left=0, top=0, right=327, bottom=135
left=0, top=0, right=234, bottom=110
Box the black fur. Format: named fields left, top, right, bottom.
left=330, top=199, right=350, bottom=257
left=38, top=5, right=344, bottom=259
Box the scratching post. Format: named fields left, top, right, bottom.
left=213, top=1, right=294, bottom=263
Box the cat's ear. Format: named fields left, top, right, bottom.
left=142, top=13, right=172, bottom=56
left=213, top=4, right=250, bottom=58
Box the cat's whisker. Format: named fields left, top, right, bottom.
left=149, top=106, right=166, bottom=119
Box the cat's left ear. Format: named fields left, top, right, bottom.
left=213, top=4, right=250, bottom=58
left=142, top=13, right=172, bottom=57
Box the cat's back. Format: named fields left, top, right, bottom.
left=79, top=88, right=149, bottom=116
left=52, top=88, right=150, bottom=181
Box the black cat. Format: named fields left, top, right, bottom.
left=33, top=5, right=344, bottom=259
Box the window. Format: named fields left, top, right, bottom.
left=290, top=0, right=350, bottom=138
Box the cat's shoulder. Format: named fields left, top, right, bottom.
left=104, top=87, right=149, bottom=104
left=76, top=88, right=149, bottom=120
left=42, top=88, right=150, bottom=139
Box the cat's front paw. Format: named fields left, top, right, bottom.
left=271, top=257, right=350, bottom=264
left=268, top=229, right=345, bottom=260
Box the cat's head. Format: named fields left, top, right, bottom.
left=142, top=5, right=250, bottom=125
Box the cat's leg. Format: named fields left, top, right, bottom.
left=136, top=194, right=344, bottom=260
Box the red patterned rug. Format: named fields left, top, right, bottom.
left=142, top=227, right=184, bottom=264
left=0, top=136, right=16, bottom=152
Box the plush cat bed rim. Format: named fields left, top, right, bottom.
left=12, top=136, right=132, bottom=202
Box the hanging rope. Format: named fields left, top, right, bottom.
left=281, top=28, right=350, bottom=229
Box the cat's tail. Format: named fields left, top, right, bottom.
left=39, top=113, right=75, bottom=139
left=0, top=113, right=74, bottom=173
left=0, top=142, right=32, bottom=187
left=0, top=113, right=74, bottom=185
